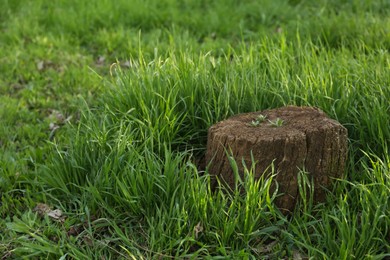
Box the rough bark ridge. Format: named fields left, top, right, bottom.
left=206, top=106, right=348, bottom=213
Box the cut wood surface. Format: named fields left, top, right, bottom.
left=206, top=106, right=348, bottom=213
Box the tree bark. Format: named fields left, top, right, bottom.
left=206, top=106, right=348, bottom=213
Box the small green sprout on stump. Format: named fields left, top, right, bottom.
left=269, top=117, right=284, bottom=127
left=248, top=114, right=267, bottom=127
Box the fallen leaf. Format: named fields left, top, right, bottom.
left=83, top=235, right=94, bottom=246
left=47, top=209, right=63, bottom=220
left=49, top=123, right=60, bottom=140
left=64, top=115, right=73, bottom=123
left=1, top=251, right=12, bottom=260
left=48, top=109, right=65, bottom=123
left=292, top=250, right=309, bottom=260
left=36, top=61, right=45, bottom=71
left=67, top=226, right=82, bottom=237
left=95, top=56, right=106, bottom=67
left=276, top=27, right=283, bottom=34
left=193, top=222, right=203, bottom=239
left=33, top=203, right=66, bottom=222
left=36, top=60, right=60, bottom=72
left=49, top=122, right=60, bottom=131
left=256, top=241, right=277, bottom=253
left=33, top=203, right=51, bottom=216
left=121, top=60, right=131, bottom=68
left=49, top=235, right=59, bottom=242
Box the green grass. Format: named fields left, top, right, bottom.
left=1, top=0, right=389, bottom=258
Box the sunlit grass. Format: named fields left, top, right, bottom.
left=1, top=0, right=389, bottom=258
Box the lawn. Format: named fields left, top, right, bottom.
left=0, top=0, right=389, bottom=258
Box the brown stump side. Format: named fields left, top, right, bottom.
left=206, top=106, right=348, bottom=213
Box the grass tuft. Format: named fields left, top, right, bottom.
left=1, top=0, right=389, bottom=258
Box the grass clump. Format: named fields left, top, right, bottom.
left=1, top=0, right=389, bottom=258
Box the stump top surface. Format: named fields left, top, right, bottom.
left=210, top=106, right=343, bottom=140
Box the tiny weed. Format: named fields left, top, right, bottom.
left=248, top=114, right=267, bottom=127
left=269, top=118, right=284, bottom=127
left=256, top=114, right=267, bottom=122
left=256, top=114, right=267, bottom=123
left=249, top=120, right=260, bottom=127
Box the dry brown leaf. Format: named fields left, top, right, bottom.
left=36, top=61, right=45, bottom=71
left=256, top=240, right=277, bottom=254
left=33, top=203, right=51, bottom=216
left=83, top=235, right=94, bottom=246
left=276, top=27, right=283, bottom=34
left=49, top=122, right=60, bottom=131
left=193, top=222, right=203, bottom=239
left=96, top=56, right=106, bottom=67
left=36, top=60, right=61, bottom=72
left=292, top=250, right=308, bottom=260
left=47, top=209, right=63, bottom=220
left=121, top=60, right=131, bottom=68
left=48, top=109, right=65, bottom=122
left=33, top=203, right=66, bottom=222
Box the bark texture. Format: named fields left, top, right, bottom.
left=206, top=106, right=348, bottom=213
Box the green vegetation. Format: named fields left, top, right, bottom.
left=1, top=0, right=389, bottom=258
left=269, top=118, right=284, bottom=127
left=249, top=115, right=267, bottom=127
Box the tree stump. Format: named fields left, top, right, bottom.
left=206, top=106, right=348, bottom=213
